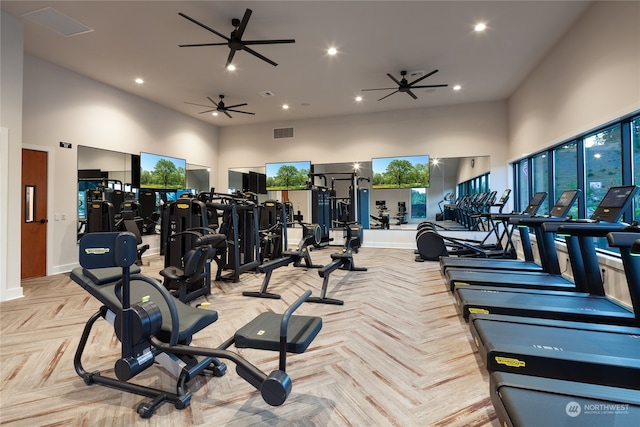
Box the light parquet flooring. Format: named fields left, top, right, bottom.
left=1, top=247, right=498, bottom=426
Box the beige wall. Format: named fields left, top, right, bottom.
left=509, top=1, right=640, bottom=160
left=218, top=101, right=510, bottom=196
left=1, top=12, right=24, bottom=301
left=21, top=55, right=220, bottom=274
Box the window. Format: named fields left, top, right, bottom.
left=510, top=112, right=638, bottom=257
left=515, top=159, right=529, bottom=213
left=584, top=125, right=622, bottom=218
left=553, top=141, right=578, bottom=218
left=532, top=153, right=549, bottom=215
left=633, top=117, right=640, bottom=222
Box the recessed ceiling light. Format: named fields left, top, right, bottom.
left=135, top=78, right=144, bottom=84
left=327, top=47, right=337, bottom=55
left=453, top=85, right=462, bottom=91
left=474, top=23, right=487, bottom=32
left=282, top=104, right=289, bottom=110
left=355, top=96, right=363, bottom=102
left=227, top=64, right=236, bottom=71
left=212, top=112, right=219, bottom=116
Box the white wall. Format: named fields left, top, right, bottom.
left=219, top=100, right=510, bottom=207
left=21, top=55, right=220, bottom=275
left=1, top=12, right=24, bottom=301
left=509, top=1, right=640, bottom=159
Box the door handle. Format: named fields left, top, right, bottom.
left=39, top=219, right=48, bottom=224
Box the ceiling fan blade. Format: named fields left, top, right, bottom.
left=242, top=39, right=296, bottom=45
left=227, top=109, right=256, bottom=115
left=185, top=101, right=215, bottom=108
left=243, top=46, right=278, bottom=66
left=377, top=91, right=399, bottom=101
left=178, top=13, right=229, bottom=41
left=179, top=42, right=228, bottom=47
left=406, top=90, right=418, bottom=99
left=386, top=73, right=403, bottom=86
left=225, top=49, right=237, bottom=68
left=361, top=87, right=397, bottom=91
left=198, top=109, right=217, bottom=114
left=410, top=84, right=449, bottom=89
left=223, top=111, right=233, bottom=119
left=235, top=8, right=252, bottom=39
left=206, top=96, right=220, bottom=106
left=408, top=69, right=439, bottom=86
left=224, top=103, right=248, bottom=109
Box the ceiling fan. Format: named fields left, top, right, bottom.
left=185, top=95, right=255, bottom=118
left=178, top=9, right=295, bottom=67
left=361, top=70, right=448, bottom=101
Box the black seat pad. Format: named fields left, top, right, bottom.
left=234, top=312, right=322, bottom=353
left=71, top=267, right=218, bottom=342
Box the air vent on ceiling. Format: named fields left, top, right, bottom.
left=259, top=91, right=275, bottom=97
left=21, top=7, right=93, bottom=37
left=273, top=127, right=294, bottom=139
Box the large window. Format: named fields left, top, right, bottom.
left=515, top=159, right=529, bottom=212
left=511, top=112, right=638, bottom=256
left=532, top=153, right=549, bottom=215
left=633, top=117, right=640, bottom=222
left=584, top=125, right=622, bottom=218
left=554, top=141, right=578, bottom=218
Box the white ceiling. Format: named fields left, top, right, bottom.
left=2, top=1, right=591, bottom=127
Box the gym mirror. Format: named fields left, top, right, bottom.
left=368, top=155, right=490, bottom=230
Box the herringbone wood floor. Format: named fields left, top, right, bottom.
left=1, top=247, right=498, bottom=426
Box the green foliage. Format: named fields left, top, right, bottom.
left=266, top=165, right=308, bottom=190
left=140, top=159, right=185, bottom=189
left=373, top=160, right=429, bottom=188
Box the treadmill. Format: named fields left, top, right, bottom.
left=490, top=372, right=640, bottom=427
left=440, top=190, right=579, bottom=276
left=466, top=231, right=640, bottom=391
left=455, top=186, right=639, bottom=325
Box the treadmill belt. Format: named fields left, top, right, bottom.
left=492, top=373, right=640, bottom=427
left=455, top=286, right=636, bottom=324
left=471, top=318, right=640, bottom=389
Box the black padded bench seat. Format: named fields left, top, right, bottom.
left=235, top=311, right=322, bottom=353
left=71, top=266, right=218, bottom=343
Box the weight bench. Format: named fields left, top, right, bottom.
left=307, top=223, right=367, bottom=305
left=244, top=223, right=323, bottom=299
left=71, top=232, right=322, bottom=418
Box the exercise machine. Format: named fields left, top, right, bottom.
left=490, top=372, right=640, bottom=426
left=72, top=232, right=322, bottom=419
left=454, top=185, right=639, bottom=323
left=439, top=189, right=580, bottom=277
left=244, top=223, right=324, bottom=299
left=307, top=222, right=367, bottom=305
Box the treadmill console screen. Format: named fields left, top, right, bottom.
left=524, top=192, right=547, bottom=215
left=549, top=190, right=579, bottom=217
left=590, top=185, right=638, bottom=222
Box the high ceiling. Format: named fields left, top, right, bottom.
left=2, top=1, right=591, bottom=127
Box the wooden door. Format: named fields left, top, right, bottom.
left=21, top=149, right=48, bottom=278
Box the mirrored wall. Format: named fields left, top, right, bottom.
left=229, top=156, right=490, bottom=231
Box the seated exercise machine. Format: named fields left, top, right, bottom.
left=72, top=232, right=322, bottom=419
left=307, top=222, right=367, bottom=305
left=244, top=223, right=324, bottom=299
left=160, top=230, right=227, bottom=304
